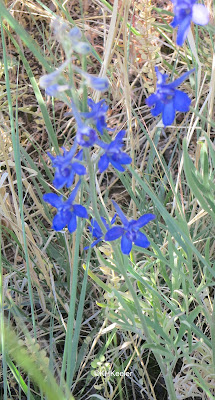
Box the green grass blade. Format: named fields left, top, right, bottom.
left=1, top=22, right=36, bottom=336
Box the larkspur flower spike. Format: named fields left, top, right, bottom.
left=43, top=181, right=88, bottom=233
left=171, top=0, right=209, bottom=46
left=105, top=201, right=155, bottom=255
left=146, top=66, right=195, bottom=126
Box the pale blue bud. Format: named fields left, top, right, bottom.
left=87, top=76, right=109, bottom=92
left=69, top=27, right=82, bottom=40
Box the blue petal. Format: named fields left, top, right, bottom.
left=111, top=214, right=117, bottom=224
left=174, top=90, right=191, bottom=112
left=115, top=130, right=126, bottom=143
left=132, top=214, right=156, bottom=229
left=53, top=175, right=68, bottom=190
left=146, top=93, right=158, bottom=107
left=90, top=219, right=100, bottom=232
left=97, top=139, right=108, bottom=150
left=90, top=219, right=103, bottom=237
left=43, top=193, right=63, bottom=208
left=105, top=226, right=124, bottom=241
left=62, top=142, right=78, bottom=161
left=87, top=98, right=95, bottom=108
left=121, top=234, right=132, bottom=255
left=76, top=125, right=98, bottom=147
left=134, top=231, right=150, bottom=248
left=98, top=154, right=109, bottom=173
left=72, top=162, right=86, bottom=175
left=96, top=117, right=106, bottom=134
left=151, top=101, right=164, bottom=117
left=168, top=69, right=195, bottom=89
left=117, top=153, right=132, bottom=165
left=100, top=217, right=109, bottom=231
left=171, top=16, right=179, bottom=28
left=108, top=140, right=122, bottom=153
left=73, top=204, right=88, bottom=218
left=66, top=171, right=75, bottom=188
left=91, top=238, right=102, bottom=248
left=68, top=213, right=77, bottom=233
left=112, top=200, right=129, bottom=227
left=162, top=101, right=175, bottom=126
left=110, top=160, right=125, bottom=172
left=52, top=211, right=71, bottom=231
left=155, top=66, right=168, bottom=84
left=192, top=4, right=209, bottom=25
left=67, top=180, right=81, bottom=204
left=176, top=15, right=192, bottom=46
left=84, top=238, right=102, bottom=250
left=75, top=149, right=83, bottom=161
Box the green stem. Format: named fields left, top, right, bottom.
left=163, top=368, right=178, bottom=400
left=85, top=150, right=106, bottom=233
left=60, top=221, right=82, bottom=387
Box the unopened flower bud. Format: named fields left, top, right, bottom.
left=87, top=76, right=109, bottom=92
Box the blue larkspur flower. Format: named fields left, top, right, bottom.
left=81, top=99, right=109, bottom=135
left=146, top=66, right=195, bottom=126
left=97, top=131, right=132, bottom=173
left=104, top=201, right=155, bottom=255
left=171, top=0, right=209, bottom=46
left=48, top=142, right=86, bottom=189
left=43, top=181, right=88, bottom=232
left=76, top=124, right=98, bottom=147
left=84, top=215, right=116, bottom=250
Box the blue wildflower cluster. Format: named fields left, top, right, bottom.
left=41, top=5, right=209, bottom=255
left=146, top=0, right=209, bottom=126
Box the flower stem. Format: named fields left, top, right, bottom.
left=85, top=149, right=106, bottom=233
